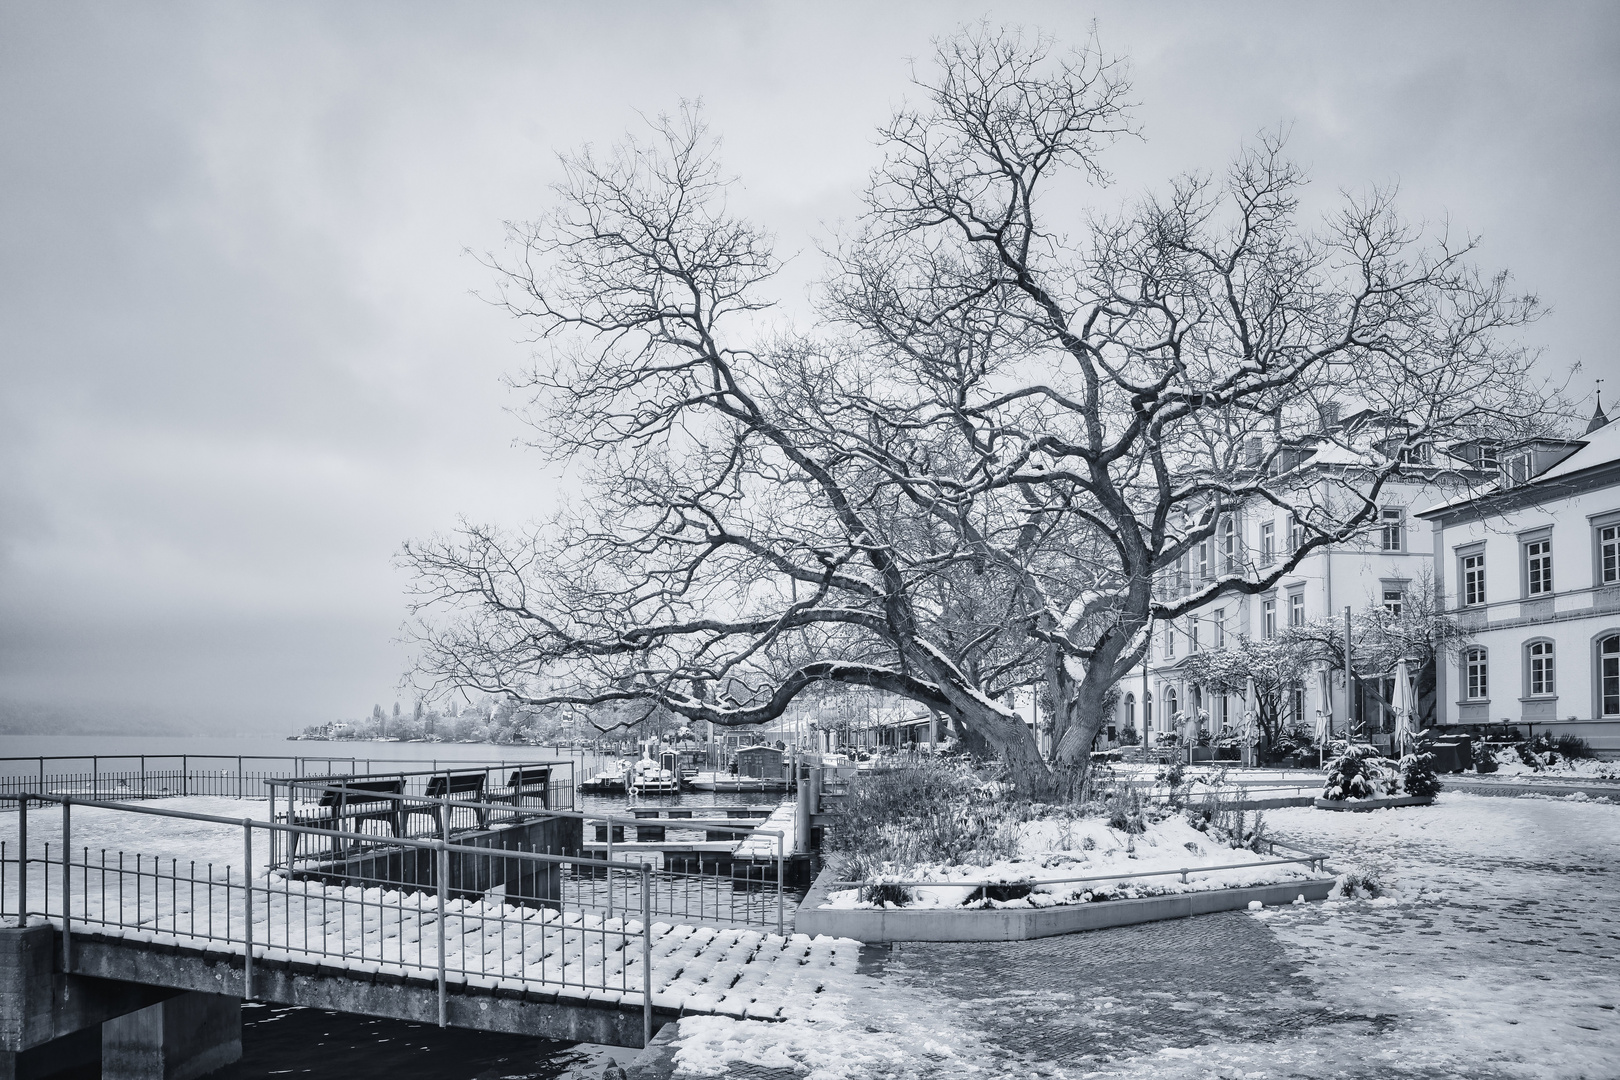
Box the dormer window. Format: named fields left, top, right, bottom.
left=1504, top=453, right=1532, bottom=486
left=1478, top=444, right=1500, bottom=469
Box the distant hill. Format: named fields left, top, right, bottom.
left=0, top=699, right=195, bottom=737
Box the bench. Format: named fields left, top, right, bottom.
left=290, top=778, right=405, bottom=857
left=504, top=767, right=551, bottom=812
left=405, top=771, right=490, bottom=834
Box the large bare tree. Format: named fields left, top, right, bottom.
left=405, top=28, right=1545, bottom=795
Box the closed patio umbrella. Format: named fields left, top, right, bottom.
left=1392, top=657, right=1415, bottom=757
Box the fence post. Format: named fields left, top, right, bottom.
left=238, top=757, right=244, bottom=799
left=182, top=755, right=189, bottom=797
left=776, top=833, right=784, bottom=936
left=17, top=797, right=26, bottom=920
left=641, top=862, right=652, bottom=1049
left=243, top=821, right=253, bottom=1000
left=61, top=798, right=71, bottom=971
left=437, top=840, right=448, bottom=1028
left=606, top=823, right=614, bottom=920
left=140, top=755, right=146, bottom=798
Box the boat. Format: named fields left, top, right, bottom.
left=686, top=771, right=790, bottom=793
left=579, top=767, right=630, bottom=796
left=629, top=755, right=682, bottom=796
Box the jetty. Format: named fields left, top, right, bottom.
left=0, top=761, right=834, bottom=1077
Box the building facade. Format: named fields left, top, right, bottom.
left=1418, top=411, right=1620, bottom=754
left=1120, top=415, right=1489, bottom=748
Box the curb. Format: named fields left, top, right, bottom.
left=1313, top=795, right=1436, bottom=812
left=792, top=865, right=1334, bottom=942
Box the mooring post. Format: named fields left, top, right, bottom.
left=242, top=821, right=253, bottom=1000
left=776, top=833, right=784, bottom=936
left=606, top=822, right=614, bottom=920
left=641, top=861, right=652, bottom=1048
left=436, top=840, right=448, bottom=1027
left=17, top=796, right=27, bottom=920
left=60, top=797, right=71, bottom=971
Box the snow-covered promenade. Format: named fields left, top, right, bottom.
left=653, top=791, right=1620, bottom=1079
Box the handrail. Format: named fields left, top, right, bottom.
left=832, top=852, right=1329, bottom=889
left=270, top=781, right=777, bottom=836
left=0, top=791, right=614, bottom=871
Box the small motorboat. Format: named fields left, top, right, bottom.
left=579, top=767, right=630, bottom=796
left=629, top=755, right=682, bottom=795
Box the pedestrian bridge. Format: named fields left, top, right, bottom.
left=0, top=784, right=845, bottom=1073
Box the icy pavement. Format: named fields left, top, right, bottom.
left=666, top=791, right=1620, bottom=1079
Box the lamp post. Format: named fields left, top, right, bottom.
left=1344, top=606, right=1355, bottom=743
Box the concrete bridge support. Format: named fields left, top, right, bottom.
left=1, top=925, right=240, bottom=1080
left=102, top=993, right=242, bottom=1080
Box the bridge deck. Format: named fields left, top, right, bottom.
left=49, top=909, right=856, bottom=1019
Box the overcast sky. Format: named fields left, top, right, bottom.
left=2, top=1, right=1615, bottom=735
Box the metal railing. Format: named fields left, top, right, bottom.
left=0, top=793, right=656, bottom=1045
left=833, top=837, right=1330, bottom=893
left=0, top=755, right=577, bottom=805
left=263, top=781, right=791, bottom=932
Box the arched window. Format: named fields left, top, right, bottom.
left=1526, top=640, right=1555, bottom=697
left=1600, top=635, right=1620, bottom=717
left=1464, top=647, right=1488, bottom=701
left=1144, top=691, right=1153, bottom=730
left=1166, top=687, right=1179, bottom=719
left=1124, top=692, right=1136, bottom=730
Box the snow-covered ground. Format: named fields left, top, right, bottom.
left=821, top=813, right=1317, bottom=910
left=1481, top=750, right=1620, bottom=781
left=669, top=791, right=1620, bottom=1079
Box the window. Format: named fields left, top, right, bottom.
left=1380, top=507, right=1405, bottom=552
left=1382, top=587, right=1404, bottom=617
left=1166, top=687, right=1179, bottom=719
left=1124, top=692, right=1136, bottom=730
left=1600, top=524, right=1619, bottom=585
left=1527, top=640, right=1555, bottom=696
left=1289, top=514, right=1306, bottom=553
left=1144, top=691, right=1153, bottom=729
left=1478, top=443, right=1500, bottom=470
left=1601, top=636, right=1619, bottom=717
left=1262, top=598, right=1277, bottom=639
left=1176, top=553, right=1190, bottom=593
left=1506, top=453, right=1532, bottom=486
left=1289, top=590, right=1305, bottom=627
left=1465, top=647, right=1488, bottom=701
left=1260, top=522, right=1276, bottom=565
left=1462, top=552, right=1486, bottom=607
left=1189, top=617, right=1201, bottom=652
left=1197, top=542, right=1211, bottom=583
left=1290, top=685, right=1305, bottom=725
left=1525, top=538, right=1554, bottom=596
left=1213, top=609, right=1227, bottom=648
left=1222, top=518, right=1237, bottom=573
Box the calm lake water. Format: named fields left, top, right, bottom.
left=3, top=735, right=775, bottom=1078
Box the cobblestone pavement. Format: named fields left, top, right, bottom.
left=646, top=793, right=1620, bottom=1079
left=865, top=911, right=1337, bottom=1069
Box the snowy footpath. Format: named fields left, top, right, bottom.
left=665, top=791, right=1620, bottom=1079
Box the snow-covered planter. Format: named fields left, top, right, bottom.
left=1315, top=744, right=1436, bottom=810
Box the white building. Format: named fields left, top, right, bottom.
left=1417, top=406, right=1620, bottom=755
left=1121, top=411, right=1489, bottom=748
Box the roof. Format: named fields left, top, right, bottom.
left=1419, top=418, right=1620, bottom=517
